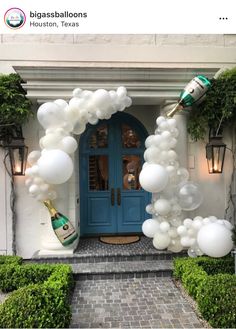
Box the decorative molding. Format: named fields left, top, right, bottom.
left=14, top=66, right=218, bottom=105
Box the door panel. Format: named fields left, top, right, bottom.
left=80, top=112, right=150, bottom=236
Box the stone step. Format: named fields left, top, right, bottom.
left=31, top=251, right=185, bottom=264
left=71, top=259, right=173, bottom=280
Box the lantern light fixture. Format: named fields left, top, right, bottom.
left=0, top=125, right=28, bottom=176
left=206, top=133, right=226, bottom=174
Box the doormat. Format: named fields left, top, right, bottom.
left=99, top=236, right=140, bottom=245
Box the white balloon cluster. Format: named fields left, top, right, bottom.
left=25, top=87, right=132, bottom=201
left=141, top=116, right=233, bottom=257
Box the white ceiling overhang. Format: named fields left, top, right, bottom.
left=14, top=66, right=219, bottom=105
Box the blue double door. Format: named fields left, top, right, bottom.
left=80, top=113, right=150, bottom=236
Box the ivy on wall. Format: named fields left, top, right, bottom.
left=187, top=67, right=236, bottom=141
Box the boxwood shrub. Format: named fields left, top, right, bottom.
left=173, top=256, right=236, bottom=328
left=0, top=256, right=74, bottom=328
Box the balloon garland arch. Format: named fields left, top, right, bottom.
left=25, top=84, right=234, bottom=256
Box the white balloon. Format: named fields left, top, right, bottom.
left=27, top=151, right=41, bottom=166
left=116, top=86, right=127, bottom=98
left=73, top=121, right=86, bottom=134
left=145, top=204, right=155, bottom=215
left=38, top=150, right=73, bottom=185
left=156, top=116, right=166, bottom=126
left=92, top=89, right=111, bottom=108
left=197, top=223, right=233, bottom=257
left=183, top=218, right=193, bottom=228
left=167, top=118, right=177, bottom=128
left=37, top=102, right=66, bottom=129
left=144, top=147, right=159, bottom=163
left=139, top=164, right=169, bottom=193
left=54, top=99, right=68, bottom=109
left=29, top=184, right=40, bottom=195
left=145, top=135, right=155, bottom=148
left=25, top=178, right=33, bottom=187
left=72, top=88, right=82, bottom=97
left=159, top=221, right=170, bottom=233
left=60, top=136, right=78, bottom=154
left=192, top=219, right=203, bottom=231
left=154, top=199, right=171, bottom=216
left=222, top=220, right=233, bottom=230
left=153, top=232, right=170, bottom=250
left=167, top=150, right=178, bottom=161
left=177, top=225, right=187, bottom=236
left=142, top=219, right=160, bottom=238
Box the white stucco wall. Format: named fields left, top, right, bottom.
left=0, top=34, right=236, bottom=257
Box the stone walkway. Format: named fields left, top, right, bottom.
left=70, top=277, right=203, bottom=328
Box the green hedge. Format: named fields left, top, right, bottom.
left=0, top=257, right=74, bottom=328
left=173, top=256, right=236, bottom=328
left=0, top=255, right=22, bottom=265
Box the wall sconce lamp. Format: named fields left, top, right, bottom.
left=0, top=125, right=28, bottom=176
left=206, top=134, right=226, bottom=174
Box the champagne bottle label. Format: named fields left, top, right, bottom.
left=53, top=220, right=78, bottom=246
left=180, top=76, right=210, bottom=107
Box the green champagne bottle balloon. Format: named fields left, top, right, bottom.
left=44, top=200, right=78, bottom=246
left=167, top=75, right=211, bottom=117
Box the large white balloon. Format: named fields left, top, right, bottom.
left=38, top=150, right=73, bottom=185
left=197, top=223, right=233, bottom=257
left=139, top=164, right=169, bottom=193
left=142, top=219, right=160, bottom=238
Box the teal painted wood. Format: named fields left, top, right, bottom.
left=79, top=112, right=150, bottom=236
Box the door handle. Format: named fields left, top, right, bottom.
left=117, top=188, right=121, bottom=206
left=111, top=188, right=115, bottom=206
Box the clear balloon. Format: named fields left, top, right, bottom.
left=176, top=182, right=203, bottom=211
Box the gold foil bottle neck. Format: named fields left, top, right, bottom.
left=43, top=199, right=57, bottom=217
left=166, top=103, right=183, bottom=118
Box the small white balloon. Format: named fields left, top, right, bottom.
left=183, top=218, right=193, bottom=229
left=177, top=225, right=187, bottom=236
left=154, top=199, right=171, bottom=216
left=156, top=116, right=166, bottom=126
left=159, top=221, right=170, bottom=233
left=60, top=136, right=78, bottom=154
left=153, top=232, right=171, bottom=250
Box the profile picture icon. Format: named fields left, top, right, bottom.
left=4, top=8, right=26, bottom=29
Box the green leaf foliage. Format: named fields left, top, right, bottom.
left=187, top=67, right=236, bottom=140
left=0, top=255, right=22, bottom=265
left=174, top=256, right=235, bottom=328
left=0, top=257, right=73, bottom=328
left=0, top=73, right=32, bottom=125
left=197, top=274, right=236, bottom=328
